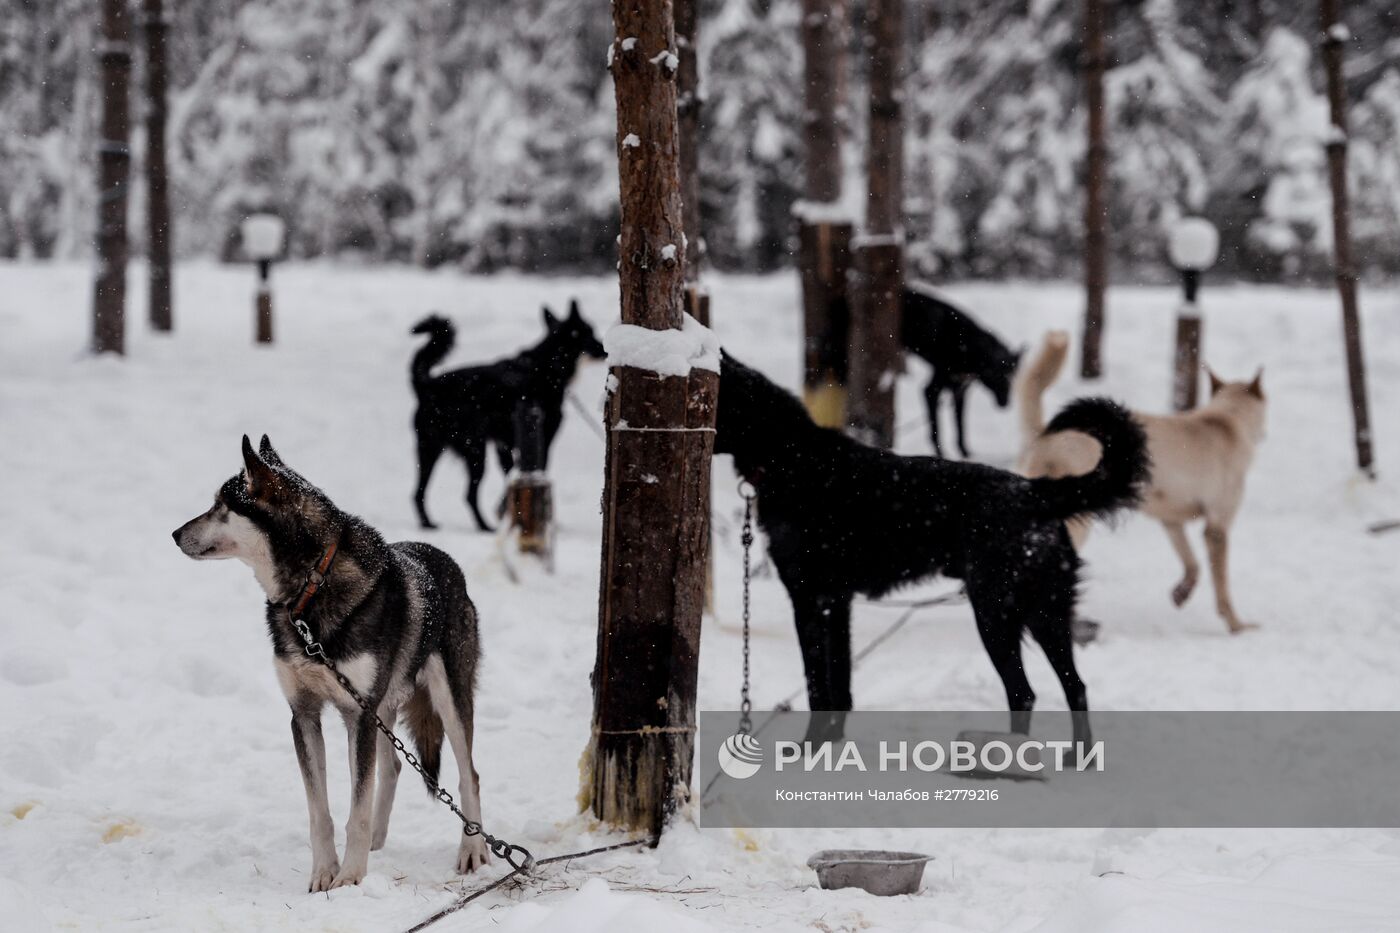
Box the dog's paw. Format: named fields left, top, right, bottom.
left=1170, top=576, right=1197, bottom=607
left=457, top=835, right=491, bottom=874
left=329, top=862, right=367, bottom=889
left=308, top=860, right=341, bottom=893
left=419, top=520, right=439, bottom=531
left=1227, top=621, right=1260, bottom=635
left=1070, top=617, right=1101, bottom=646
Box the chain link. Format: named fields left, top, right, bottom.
left=290, top=616, right=535, bottom=873
left=737, top=480, right=756, bottom=735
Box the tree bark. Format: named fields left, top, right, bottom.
left=799, top=221, right=853, bottom=426
left=1079, top=0, right=1108, bottom=379
left=847, top=0, right=904, bottom=448
left=93, top=0, right=133, bottom=355
left=802, top=0, right=847, bottom=204
left=675, top=0, right=703, bottom=283
left=585, top=0, right=717, bottom=839
left=1320, top=0, right=1375, bottom=476
left=798, top=0, right=851, bottom=426
left=143, top=0, right=173, bottom=332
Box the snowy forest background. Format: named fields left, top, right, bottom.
left=3, top=0, right=1399, bottom=280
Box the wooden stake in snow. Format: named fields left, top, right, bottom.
left=797, top=0, right=852, bottom=427
left=847, top=0, right=904, bottom=449
left=143, top=0, right=173, bottom=333
left=1079, top=0, right=1108, bottom=380
left=1319, top=3, right=1376, bottom=477
left=584, top=0, right=718, bottom=838
left=92, top=0, right=133, bottom=355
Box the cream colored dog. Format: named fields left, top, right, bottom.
left=1016, top=331, right=1266, bottom=634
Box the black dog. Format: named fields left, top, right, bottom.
left=410, top=301, right=604, bottom=531
left=713, top=353, right=1148, bottom=744
left=901, top=286, right=1022, bottom=459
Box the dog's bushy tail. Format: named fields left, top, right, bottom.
left=1014, top=330, right=1070, bottom=448
left=411, top=318, right=455, bottom=394
left=1028, top=397, right=1149, bottom=523
left=401, top=687, right=444, bottom=794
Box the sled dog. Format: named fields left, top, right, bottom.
left=174, top=436, right=489, bottom=891
left=901, top=285, right=1023, bottom=459
left=714, top=353, right=1148, bottom=745
left=410, top=301, right=604, bottom=531
left=1016, top=330, right=1266, bottom=634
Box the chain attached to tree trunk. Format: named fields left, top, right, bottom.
left=289, top=614, right=536, bottom=873
left=737, top=480, right=756, bottom=735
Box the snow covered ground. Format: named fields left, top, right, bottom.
left=3, top=261, right=1400, bottom=931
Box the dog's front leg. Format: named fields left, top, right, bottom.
left=951, top=381, right=971, bottom=459
left=923, top=379, right=945, bottom=457
left=1204, top=522, right=1256, bottom=634
left=331, top=711, right=379, bottom=888
left=371, top=705, right=402, bottom=851
left=289, top=706, right=340, bottom=892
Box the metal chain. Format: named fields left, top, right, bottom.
left=737, top=480, right=756, bottom=735
left=289, top=614, right=535, bottom=873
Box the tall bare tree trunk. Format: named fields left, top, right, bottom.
left=1079, top=0, right=1108, bottom=379
left=1320, top=1, right=1375, bottom=476
left=584, top=0, right=718, bottom=839
left=847, top=0, right=904, bottom=448
left=143, top=0, right=172, bottom=332
left=93, top=0, right=132, bottom=355
left=798, top=0, right=852, bottom=427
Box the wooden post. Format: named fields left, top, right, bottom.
left=508, top=405, right=553, bottom=560
left=142, top=0, right=173, bottom=333
left=1171, top=270, right=1202, bottom=411
left=798, top=0, right=851, bottom=427
left=847, top=0, right=904, bottom=448
left=585, top=0, right=718, bottom=838
left=255, top=260, right=274, bottom=344
left=1320, top=2, right=1376, bottom=476
left=92, top=0, right=133, bottom=355
left=1079, top=0, right=1108, bottom=379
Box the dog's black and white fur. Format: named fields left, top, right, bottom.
left=714, top=354, right=1148, bottom=744
left=410, top=302, right=605, bottom=531
left=901, top=286, right=1023, bottom=459
left=173, top=437, right=488, bottom=891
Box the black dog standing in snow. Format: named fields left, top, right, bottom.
left=901, top=286, right=1023, bottom=459
left=713, top=353, right=1148, bottom=744
left=409, top=301, right=605, bottom=531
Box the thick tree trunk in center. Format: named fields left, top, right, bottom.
left=93, top=0, right=133, bottom=355
left=847, top=0, right=904, bottom=448
left=143, top=0, right=173, bottom=333
left=584, top=0, right=717, bottom=839
left=1079, top=0, right=1108, bottom=379
left=1319, top=0, right=1375, bottom=476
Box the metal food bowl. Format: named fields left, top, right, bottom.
left=807, top=849, right=933, bottom=896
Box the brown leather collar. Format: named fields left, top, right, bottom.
left=287, top=539, right=340, bottom=621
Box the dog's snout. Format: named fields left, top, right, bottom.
left=172, top=529, right=182, bottom=543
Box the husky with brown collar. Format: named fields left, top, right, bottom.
left=1016, top=331, right=1266, bottom=634
left=173, top=436, right=489, bottom=891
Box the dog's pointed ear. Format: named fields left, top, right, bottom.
left=568, top=299, right=582, bottom=321
left=1206, top=366, right=1225, bottom=396
left=258, top=434, right=286, bottom=467
left=242, top=435, right=280, bottom=500
left=1247, top=367, right=1265, bottom=399
left=542, top=306, right=560, bottom=332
